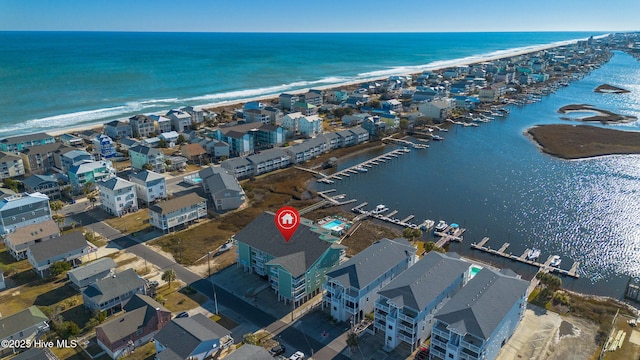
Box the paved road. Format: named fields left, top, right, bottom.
left=68, top=207, right=347, bottom=359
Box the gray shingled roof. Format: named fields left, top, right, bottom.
left=11, top=348, right=54, bottom=360
left=234, top=212, right=343, bottom=277
left=148, top=192, right=205, bottom=215
left=22, top=174, right=57, bottom=189
left=82, top=268, right=145, bottom=305
left=28, top=232, right=88, bottom=264
left=247, top=148, right=289, bottom=164
left=378, top=252, right=470, bottom=312
left=221, top=157, right=251, bottom=170
left=129, top=145, right=162, bottom=156
left=1, top=132, right=52, bottom=144
left=0, top=306, right=48, bottom=339
left=200, top=167, right=242, bottom=194
left=97, top=177, right=134, bottom=191
left=434, top=267, right=529, bottom=340
left=67, top=257, right=116, bottom=282
left=326, top=238, right=415, bottom=290
left=154, top=313, right=230, bottom=359
left=129, top=169, right=164, bottom=183
left=97, top=294, right=169, bottom=343
left=223, top=344, right=273, bottom=360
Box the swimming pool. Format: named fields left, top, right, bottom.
left=322, top=219, right=345, bottom=231
left=470, top=265, right=483, bottom=278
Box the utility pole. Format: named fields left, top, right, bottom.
left=208, top=250, right=219, bottom=314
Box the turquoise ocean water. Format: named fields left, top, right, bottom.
left=0, top=31, right=598, bottom=136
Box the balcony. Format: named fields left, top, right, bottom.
left=431, top=338, right=447, bottom=350
left=398, top=332, right=415, bottom=345
left=461, top=339, right=482, bottom=354
left=398, top=312, right=416, bottom=325
left=398, top=322, right=415, bottom=334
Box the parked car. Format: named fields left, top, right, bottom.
left=289, top=351, right=305, bottom=360
left=176, top=311, right=189, bottom=318
left=415, top=347, right=429, bottom=360
left=269, top=344, right=286, bottom=356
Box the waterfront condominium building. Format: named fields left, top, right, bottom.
left=323, top=238, right=417, bottom=323
left=0, top=192, right=52, bottom=234
left=234, top=212, right=345, bottom=307
left=0, top=132, right=55, bottom=153
left=430, top=268, right=529, bottom=360
left=374, top=252, right=472, bottom=351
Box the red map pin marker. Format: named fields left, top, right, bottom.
left=274, top=206, right=300, bottom=243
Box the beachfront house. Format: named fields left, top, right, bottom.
left=20, top=142, right=71, bottom=174
left=68, top=160, right=116, bottom=192
left=82, top=268, right=147, bottom=313
left=128, top=170, right=167, bottom=205
left=430, top=268, right=529, bottom=360
left=27, top=231, right=92, bottom=277
left=0, top=151, right=25, bottom=180
left=0, top=192, right=52, bottom=234
left=302, top=90, right=324, bottom=106
left=23, top=174, right=61, bottom=199
left=104, top=120, right=133, bottom=140
left=235, top=211, right=345, bottom=306
left=129, top=114, right=156, bottom=138
left=97, top=177, right=138, bottom=217
left=0, top=307, right=50, bottom=357
left=182, top=106, right=205, bottom=125
left=323, top=238, right=417, bottom=323
left=374, top=252, right=472, bottom=351
left=166, top=109, right=192, bottom=132
left=150, top=115, right=172, bottom=134
left=3, top=219, right=59, bottom=260
left=67, top=257, right=117, bottom=290
left=96, top=294, right=171, bottom=359
left=148, top=192, right=207, bottom=233
left=279, top=93, right=300, bottom=110
left=129, top=145, right=165, bottom=173
left=92, top=134, right=118, bottom=159
left=199, top=166, right=245, bottom=211
left=292, top=101, right=318, bottom=116
left=59, top=133, right=84, bottom=147
left=0, top=132, right=55, bottom=154
left=154, top=314, right=234, bottom=360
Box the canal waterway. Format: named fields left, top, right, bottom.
left=316, top=51, right=640, bottom=298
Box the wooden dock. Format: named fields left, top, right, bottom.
left=470, top=237, right=580, bottom=279
left=317, top=148, right=410, bottom=183
left=434, top=226, right=466, bottom=248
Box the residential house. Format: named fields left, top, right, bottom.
left=181, top=143, right=206, bottom=164
left=79, top=129, right=101, bottom=143
left=199, top=167, right=245, bottom=211
left=148, top=192, right=207, bottom=233
left=342, top=113, right=370, bottom=127
left=59, top=133, right=84, bottom=147
left=154, top=314, right=234, bottom=360
left=60, top=149, right=93, bottom=172
left=128, top=170, right=167, bottom=206
left=182, top=106, right=205, bottom=126
left=82, top=268, right=147, bottom=313
left=129, top=114, right=156, bottom=138
left=362, top=116, right=386, bottom=136
left=96, top=294, right=171, bottom=359
left=247, top=148, right=290, bottom=176
left=223, top=344, right=273, bottom=360
left=166, top=109, right=192, bottom=132
left=150, top=115, right=172, bottom=134
left=3, top=219, right=59, bottom=260
left=374, top=252, right=472, bottom=351
left=97, top=177, right=138, bottom=216
left=210, top=140, right=230, bottom=159
left=0, top=307, right=49, bottom=357
left=323, top=238, right=417, bottom=323
left=0, top=192, right=51, bottom=234
left=118, top=138, right=140, bottom=151
left=27, top=231, right=92, bottom=277
left=0, top=132, right=55, bottom=153
left=9, top=348, right=59, bottom=360
left=92, top=134, right=117, bottom=159
left=453, top=96, right=481, bottom=110
left=279, top=93, right=300, bottom=110
left=20, top=142, right=70, bottom=174
left=349, top=126, right=370, bottom=144
left=22, top=174, right=61, bottom=199
left=104, top=120, right=133, bottom=140
left=430, top=268, right=529, bottom=360
left=67, top=257, right=117, bottom=290
left=220, top=157, right=254, bottom=179
left=235, top=212, right=345, bottom=306
left=0, top=151, right=25, bottom=179
left=164, top=156, right=187, bottom=172
left=418, top=98, right=454, bottom=122
left=160, top=131, right=180, bottom=147
left=302, top=91, right=323, bottom=106
left=382, top=99, right=403, bottom=112
left=326, top=90, right=349, bottom=104
left=142, top=137, right=161, bottom=148
left=292, top=101, right=318, bottom=116
left=129, top=145, right=165, bottom=173
left=478, top=82, right=507, bottom=103
left=284, top=136, right=329, bottom=164
left=68, top=160, right=116, bottom=192
left=282, top=113, right=322, bottom=138
left=242, top=102, right=282, bottom=125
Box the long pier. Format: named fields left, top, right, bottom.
left=318, top=148, right=410, bottom=183
left=350, top=203, right=431, bottom=230
left=470, top=237, right=580, bottom=278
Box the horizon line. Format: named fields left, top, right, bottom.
left=0, top=29, right=633, bottom=34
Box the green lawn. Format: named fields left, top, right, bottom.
left=154, top=285, right=207, bottom=313
left=104, top=211, right=150, bottom=234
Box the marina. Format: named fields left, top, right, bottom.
left=316, top=148, right=411, bottom=184
left=350, top=202, right=435, bottom=231
left=470, top=237, right=580, bottom=278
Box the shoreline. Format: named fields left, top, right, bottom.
left=13, top=35, right=596, bottom=138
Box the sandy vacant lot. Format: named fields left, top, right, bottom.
left=497, top=305, right=599, bottom=360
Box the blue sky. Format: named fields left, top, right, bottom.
left=1, top=0, right=638, bottom=32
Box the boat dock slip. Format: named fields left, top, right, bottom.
left=401, top=215, right=415, bottom=223
left=318, top=148, right=409, bottom=183
left=470, top=237, right=580, bottom=279
left=434, top=226, right=466, bottom=248
left=387, top=210, right=398, bottom=217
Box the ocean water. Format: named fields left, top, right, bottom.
left=0, top=31, right=599, bottom=137
left=318, top=52, right=640, bottom=298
